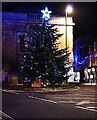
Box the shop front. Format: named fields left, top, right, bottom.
left=84, top=67, right=97, bottom=84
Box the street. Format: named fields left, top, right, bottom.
left=2, top=85, right=97, bottom=119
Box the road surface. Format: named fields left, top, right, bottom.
left=2, top=85, right=97, bottom=119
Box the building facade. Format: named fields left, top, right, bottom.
left=2, top=12, right=75, bottom=83
left=74, top=35, right=97, bottom=84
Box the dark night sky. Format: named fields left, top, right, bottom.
left=2, top=2, right=97, bottom=40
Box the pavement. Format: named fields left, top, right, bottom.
left=2, top=83, right=80, bottom=93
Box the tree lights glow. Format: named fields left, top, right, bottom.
left=19, top=23, right=71, bottom=87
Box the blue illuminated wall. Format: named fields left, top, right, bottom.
left=73, top=35, right=97, bottom=82
left=73, top=37, right=82, bottom=72
left=2, top=12, right=63, bottom=72
left=2, top=12, right=43, bottom=72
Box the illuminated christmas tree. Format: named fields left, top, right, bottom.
left=19, top=23, right=71, bottom=87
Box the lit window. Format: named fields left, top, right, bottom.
left=94, top=42, right=97, bottom=52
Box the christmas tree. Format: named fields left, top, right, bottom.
left=19, top=23, right=71, bottom=87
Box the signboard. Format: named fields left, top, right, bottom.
left=74, top=72, right=80, bottom=82
left=90, top=75, right=93, bottom=79
left=31, top=83, right=41, bottom=87
left=68, top=67, right=74, bottom=82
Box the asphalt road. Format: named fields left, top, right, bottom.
left=2, top=85, right=97, bottom=119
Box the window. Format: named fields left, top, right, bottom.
left=94, top=41, right=97, bottom=52
left=89, top=55, right=92, bottom=67
left=95, top=53, right=97, bottom=66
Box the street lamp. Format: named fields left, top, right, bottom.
left=65, top=5, right=73, bottom=83
left=65, top=5, right=73, bottom=51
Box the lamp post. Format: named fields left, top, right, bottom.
left=65, top=5, right=73, bottom=83
left=65, top=5, right=73, bottom=51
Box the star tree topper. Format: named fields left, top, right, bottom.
left=41, top=7, right=52, bottom=21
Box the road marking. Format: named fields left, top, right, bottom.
left=76, top=100, right=97, bottom=105
left=3, top=89, right=9, bottom=92
left=76, top=106, right=97, bottom=112
left=73, top=94, right=96, bottom=97
left=76, top=100, right=90, bottom=105
left=3, top=89, right=19, bottom=95
left=59, top=100, right=76, bottom=104
left=0, top=111, right=15, bottom=120
left=29, top=96, right=34, bottom=99
left=87, top=107, right=97, bottom=109
left=29, top=96, right=57, bottom=104
left=7, top=91, right=19, bottom=95
left=54, top=97, right=95, bottom=100
left=10, top=92, right=19, bottom=95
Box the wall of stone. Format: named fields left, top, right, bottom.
left=2, top=12, right=33, bottom=72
